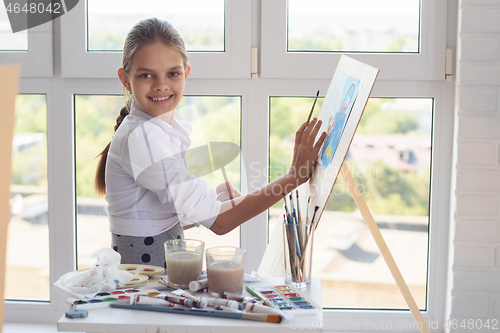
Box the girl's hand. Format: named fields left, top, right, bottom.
left=216, top=182, right=242, bottom=202
left=288, top=118, right=326, bottom=186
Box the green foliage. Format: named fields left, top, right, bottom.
left=324, top=175, right=357, bottom=212
left=357, top=99, right=419, bottom=134
left=177, top=96, right=241, bottom=189
left=11, top=95, right=47, bottom=187
left=75, top=95, right=123, bottom=198
left=14, top=95, right=46, bottom=133
left=268, top=98, right=324, bottom=175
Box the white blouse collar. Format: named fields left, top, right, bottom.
left=129, top=99, right=192, bottom=149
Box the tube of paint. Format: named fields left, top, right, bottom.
left=171, top=289, right=208, bottom=308
left=132, top=295, right=188, bottom=308
left=243, top=302, right=285, bottom=316
left=214, top=305, right=242, bottom=312
left=220, top=291, right=256, bottom=303
left=159, top=294, right=194, bottom=307
left=206, top=297, right=239, bottom=309
left=131, top=295, right=162, bottom=306
left=189, top=279, right=208, bottom=292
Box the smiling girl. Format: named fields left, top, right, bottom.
left=95, top=18, right=326, bottom=268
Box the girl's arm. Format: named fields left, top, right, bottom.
left=210, top=118, right=326, bottom=235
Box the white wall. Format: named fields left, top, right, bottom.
left=451, top=0, right=500, bottom=330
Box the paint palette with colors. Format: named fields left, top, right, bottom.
left=118, top=264, right=165, bottom=277
left=253, top=285, right=320, bottom=314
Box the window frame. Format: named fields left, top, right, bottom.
left=261, top=0, right=447, bottom=80
left=60, top=0, right=251, bottom=78
left=3, top=1, right=454, bottom=330
left=0, top=23, right=53, bottom=77
left=253, top=77, right=453, bottom=331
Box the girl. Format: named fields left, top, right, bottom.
left=95, top=18, right=326, bottom=268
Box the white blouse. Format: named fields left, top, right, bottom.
left=105, top=101, right=221, bottom=237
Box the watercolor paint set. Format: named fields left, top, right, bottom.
left=70, top=287, right=159, bottom=310
left=252, top=285, right=319, bottom=314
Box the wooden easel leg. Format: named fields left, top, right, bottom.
left=340, top=162, right=430, bottom=333
left=0, top=65, right=20, bottom=333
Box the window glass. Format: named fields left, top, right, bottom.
left=6, top=94, right=49, bottom=301
left=0, top=6, right=28, bottom=51
left=288, top=0, right=420, bottom=53
left=178, top=96, right=241, bottom=259
left=270, top=97, right=432, bottom=309
left=74, top=95, right=240, bottom=270
left=87, top=0, right=225, bottom=52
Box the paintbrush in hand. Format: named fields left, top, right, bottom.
left=306, top=90, right=320, bottom=125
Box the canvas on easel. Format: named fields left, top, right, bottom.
left=307, top=55, right=379, bottom=224
left=0, top=65, right=20, bottom=332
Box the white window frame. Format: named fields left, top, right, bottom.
left=259, top=0, right=453, bottom=329
left=3, top=1, right=455, bottom=330
left=60, top=0, right=251, bottom=78
left=0, top=23, right=53, bottom=77
left=261, top=0, right=447, bottom=80
left=258, top=77, right=453, bottom=331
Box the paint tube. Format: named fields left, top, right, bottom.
left=189, top=279, right=208, bottom=292
left=132, top=295, right=189, bottom=308
left=206, top=297, right=239, bottom=309
left=242, top=302, right=285, bottom=316
left=214, top=305, right=242, bottom=312
left=171, top=289, right=208, bottom=308
left=220, top=291, right=256, bottom=303
left=158, top=294, right=194, bottom=307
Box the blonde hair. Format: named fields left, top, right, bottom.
left=94, top=18, right=189, bottom=196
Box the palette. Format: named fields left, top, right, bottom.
left=71, top=287, right=159, bottom=310
left=118, top=274, right=149, bottom=288
left=118, top=264, right=164, bottom=277
left=253, top=285, right=319, bottom=313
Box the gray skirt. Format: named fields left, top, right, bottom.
left=111, top=223, right=184, bottom=269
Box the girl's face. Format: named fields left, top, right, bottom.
left=118, top=42, right=190, bottom=118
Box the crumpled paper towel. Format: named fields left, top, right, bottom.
left=54, top=248, right=137, bottom=304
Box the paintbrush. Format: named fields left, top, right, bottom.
left=289, top=193, right=298, bottom=224
left=283, top=196, right=292, bottom=224
left=283, top=214, right=298, bottom=280
left=306, top=90, right=320, bottom=125
left=306, top=196, right=311, bottom=224
left=221, top=168, right=235, bottom=207
left=297, top=205, right=320, bottom=275
left=310, top=206, right=319, bottom=225
left=296, top=191, right=302, bottom=224
left=110, top=303, right=284, bottom=323
left=289, top=193, right=301, bottom=258
left=296, top=191, right=306, bottom=251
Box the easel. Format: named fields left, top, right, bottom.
left=339, top=162, right=430, bottom=333
left=0, top=65, right=20, bottom=332
left=260, top=162, right=430, bottom=333
left=259, top=55, right=429, bottom=332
